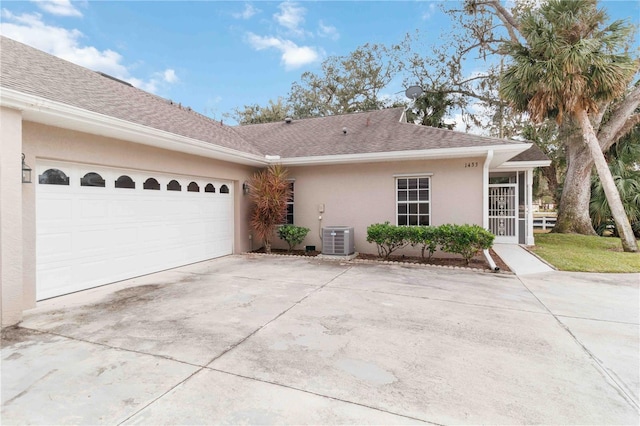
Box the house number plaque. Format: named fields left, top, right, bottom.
left=464, top=162, right=479, bottom=168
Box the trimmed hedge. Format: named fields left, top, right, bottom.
left=277, top=224, right=311, bottom=252
left=367, top=223, right=495, bottom=264
left=366, top=222, right=410, bottom=259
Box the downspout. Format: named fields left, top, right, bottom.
left=483, top=149, right=493, bottom=230
left=482, top=150, right=500, bottom=272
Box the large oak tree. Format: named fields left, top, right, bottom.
left=404, top=0, right=639, bottom=244
left=499, top=0, right=638, bottom=252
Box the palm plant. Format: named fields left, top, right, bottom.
left=590, top=130, right=640, bottom=237
left=248, top=164, right=291, bottom=254
left=499, top=0, right=639, bottom=252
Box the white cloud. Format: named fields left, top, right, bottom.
left=0, top=10, right=177, bottom=93
left=247, top=32, right=320, bottom=70
left=318, top=20, right=339, bottom=40
left=31, top=0, right=83, bottom=17
left=233, top=3, right=259, bottom=20
left=422, top=3, right=437, bottom=20
left=274, top=2, right=306, bottom=36
left=162, top=68, right=178, bottom=83
left=0, top=10, right=128, bottom=76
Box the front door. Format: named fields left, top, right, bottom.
left=488, top=184, right=518, bottom=243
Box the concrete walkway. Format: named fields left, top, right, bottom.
left=2, top=255, right=638, bottom=425
left=492, top=243, right=555, bottom=275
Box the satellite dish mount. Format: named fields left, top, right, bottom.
left=405, top=85, right=424, bottom=100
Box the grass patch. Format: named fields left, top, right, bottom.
left=531, top=233, right=640, bottom=273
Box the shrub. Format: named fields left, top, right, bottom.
left=439, top=224, right=495, bottom=264
left=406, top=226, right=441, bottom=260
left=277, top=225, right=311, bottom=252
left=248, top=164, right=291, bottom=254
left=366, top=222, right=495, bottom=264
left=366, top=222, right=410, bottom=259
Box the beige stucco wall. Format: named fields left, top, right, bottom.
left=270, top=158, right=485, bottom=255
left=1, top=107, right=24, bottom=327
left=20, top=121, right=257, bottom=313
left=6, top=115, right=488, bottom=325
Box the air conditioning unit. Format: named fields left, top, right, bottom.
left=322, top=226, right=355, bottom=256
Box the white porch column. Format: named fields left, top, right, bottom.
left=0, top=107, right=24, bottom=327
left=482, top=150, right=494, bottom=230
left=526, top=168, right=535, bottom=245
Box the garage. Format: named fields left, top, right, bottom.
left=36, top=161, right=234, bottom=300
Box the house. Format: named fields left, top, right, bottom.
left=0, top=36, right=549, bottom=327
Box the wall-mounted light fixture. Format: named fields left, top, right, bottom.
left=242, top=181, right=250, bottom=195
left=22, top=153, right=32, bottom=183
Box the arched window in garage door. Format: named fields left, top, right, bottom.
left=39, top=168, right=70, bottom=185
left=80, top=172, right=105, bottom=187
left=167, top=180, right=182, bottom=191
left=220, top=184, right=229, bottom=193
left=143, top=178, right=160, bottom=190
left=205, top=184, right=215, bottom=193
left=188, top=182, right=200, bottom=192
left=115, top=175, right=135, bottom=189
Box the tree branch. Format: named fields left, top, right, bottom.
left=597, top=84, right=640, bottom=151
left=424, top=87, right=496, bottom=104
left=612, top=113, right=640, bottom=145
left=473, top=1, right=520, bottom=43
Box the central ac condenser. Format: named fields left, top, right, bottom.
left=322, top=226, right=355, bottom=255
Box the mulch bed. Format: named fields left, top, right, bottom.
left=250, top=248, right=511, bottom=272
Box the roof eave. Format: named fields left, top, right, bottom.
left=1, top=88, right=268, bottom=167
left=497, top=160, right=552, bottom=170
left=277, top=144, right=531, bottom=167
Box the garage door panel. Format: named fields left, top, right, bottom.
left=73, top=260, right=111, bottom=286
left=37, top=162, right=234, bottom=300
left=37, top=265, right=73, bottom=298
left=38, top=197, right=73, bottom=221
left=37, top=231, right=73, bottom=260
left=110, top=199, right=138, bottom=218
left=76, top=227, right=112, bottom=251
left=111, top=226, right=139, bottom=248
left=79, top=198, right=108, bottom=219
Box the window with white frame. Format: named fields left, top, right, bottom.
left=285, top=180, right=294, bottom=225
left=396, top=176, right=430, bottom=226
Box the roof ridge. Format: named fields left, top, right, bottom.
left=234, top=107, right=404, bottom=128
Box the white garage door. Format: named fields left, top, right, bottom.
left=36, top=161, right=234, bottom=300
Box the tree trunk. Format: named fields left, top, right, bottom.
left=575, top=109, right=638, bottom=252
left=553, top=134, right=596, bottom=234
left=540, top=163, right=560, bottom=205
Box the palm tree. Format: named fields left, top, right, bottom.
left=499, top=0, right=638, bottom=252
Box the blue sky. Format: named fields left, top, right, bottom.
left=1, top=1, right=638, bottom=125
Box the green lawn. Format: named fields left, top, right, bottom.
left=531, top=233, right=640, bottom=273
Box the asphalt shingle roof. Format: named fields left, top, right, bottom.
left=0, top=36, right=262, bottom=156
left=232, top=108, right=529, bottom=158
left=1, top=36, right=546, bottom=164
left=508, top=144, right=550, bottom=162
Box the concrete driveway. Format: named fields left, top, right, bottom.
left=2, top=255, right=639, bottom=425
